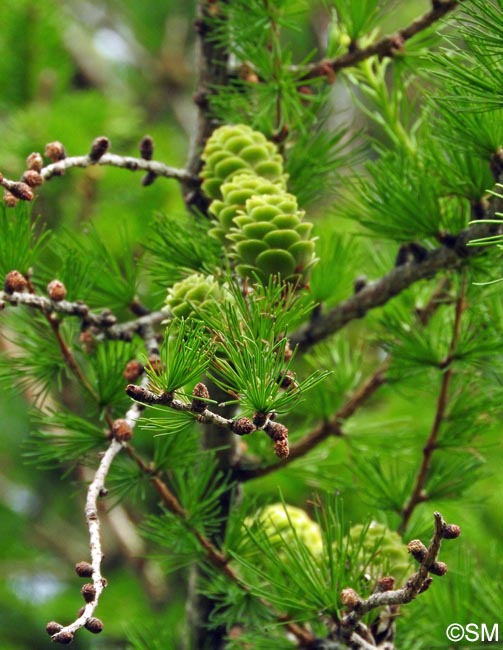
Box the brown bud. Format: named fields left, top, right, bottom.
left=45, top=141, right=66, bottom=162
left=85, top=617, right=104, bottom=634
left=340, top=587, right=361, bottom=610
left=4, top=270, right=28, bottom=294
left=232, top=417, right=255, bottom=436
left=353, top=275, right=367, bottom=294
left=407, top=539, right=428, bottom=563
left=111, top=418, right=133, bottom=442
left=141, top=171, right=157, bottom=186
left=46, top=621, right=63, bottom=636
left=274, top=438, right=289, bottom=458
left=22, top=169, right=44, bottom=187
left=319, top=61, right=336, bottom=84
left=278, top=370, right=298, bottom=390
left=81, top=583, right=96, bottom=603
left=79, top=330, right=95, bottom=353
left=99, top=309, right=117, bottom=327
left=75, top=561, right=93, bottom=577
left=441, top=523, right=461, bottom=540
left=123, top=360, right=144, bottom=382
left=26, top=152, right=44, bottom=172
left=147, top=356, right=163, bottom=374
left=77, top=607, right=85, bottom=617
left=192, top=382, right=210, bottom=413
left=3, top=191, right=18, bottom=207
left=47, top=279, right=67, bottom=302
left=139, top=135, right=154, bottom=160
left=7, top=182, right=34, bottom=201
left=89, top=136, right=110, bottom=162
left=253, top=412, right=268, bottom=428
left=429, top=561, right=447, bottom=577
left=376, top=576, right=395, bottom=592
left=418, top=576, right=433, bottom=593
left=99, top=487, right=108, bottom=497
left=268, top=422, right=288, bottom=442
left=52, top=631, right=74, bottom=645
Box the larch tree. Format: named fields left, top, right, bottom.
left=1, top=1, right=502, bottom=649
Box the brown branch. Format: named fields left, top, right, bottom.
left=182, top=0, right=231, bottom=213
left=399, top=276, right=467, bottom=534
left=290, top=219, right=499, bottom=353
left=125, top=383, right=291, bottom=459
left=41, top=153, right=195, bottom=184
left=0, top=288, right=165, bottom=340
left=123, top=441, right=314, bottom=647
left=335, top=512, right=459, bottom=647
left=298, top=0, right=461, bottom=81
left=235, top=359, right=389, bottom=481
left=48, top=398, right=147, bottom=644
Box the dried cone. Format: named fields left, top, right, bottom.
left=4, top=270, right=28, bottom=293
left=47, top=280, right=67, bottom=301
left=111, top=419, right=133, bottom=442
left=85, top=617, right=104, bottom=634
left=201, top=124, right=287, bottom=200
left=228, top=191, right=316, bottom=283
left=46, top=621, right=63, bottom=636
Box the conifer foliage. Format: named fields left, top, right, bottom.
left=1, top=1, right=503, bottom=649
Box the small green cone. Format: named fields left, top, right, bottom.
left=201, top=124, right=287, bottom=200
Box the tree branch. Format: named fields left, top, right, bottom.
left=182, top=0, right=231, bottom=213
left=235, top=359, right=388, bottom=481
left=290, top=220, right=498, bottom=353
left=297, top=0, right=461, bottom=81
left=125, top=383, right=290, bottom=459
left=335, top=512, right=460, bottom=647
left=0, top=287, right=165, bottom=340
left=399, top=275, right=467, bottom=534
left=48, top=395, right=146, bottom=644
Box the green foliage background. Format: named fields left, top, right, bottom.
left=1, top=1, right=503, bottom=649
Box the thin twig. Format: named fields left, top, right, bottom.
left=235, top=360, right=388, bottom=481
left=122, top=441, right=314, bottom=647
left=49, top=396, right=145, bottom=643
left=297, top=0, right=461, bottom=81
left=337, top=512, right=457, bottom=645
left=0, top=290, right=165, bottom=340
left=399, top=276, right=467, bottom=534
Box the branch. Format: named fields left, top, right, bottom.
left=122, top=431, right=315, bottom=648
left=235, top=360, right=388, bottom=481
left=125, top=383, right=291, bottom=459
left=298, top=0, right=461, bottom=81
left=237, top=275, right=455, bottom=481
left=1, top=137, right=197, bottom=205
left=182, top=0, right=231, bottom=212
left=335, top=512, right=460, bottom=647
left=290, top=220, right=499, bottom=353
left=399, top=275, right=467, bottom=534
left=0, top=285, right=165, bottom=341
left=47, top=399, right=145, bottom=644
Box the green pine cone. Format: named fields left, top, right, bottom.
left=246, top=503, right=323, bottom=557
left=228, top=191, right=317, bottom=283
left=201, top=124, right=287, bottom=200
left=164, top=273, right=225, bottom=321
left=208, top=173, right=285, bottom=243
left=348, top=522, right=412, bottom=582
